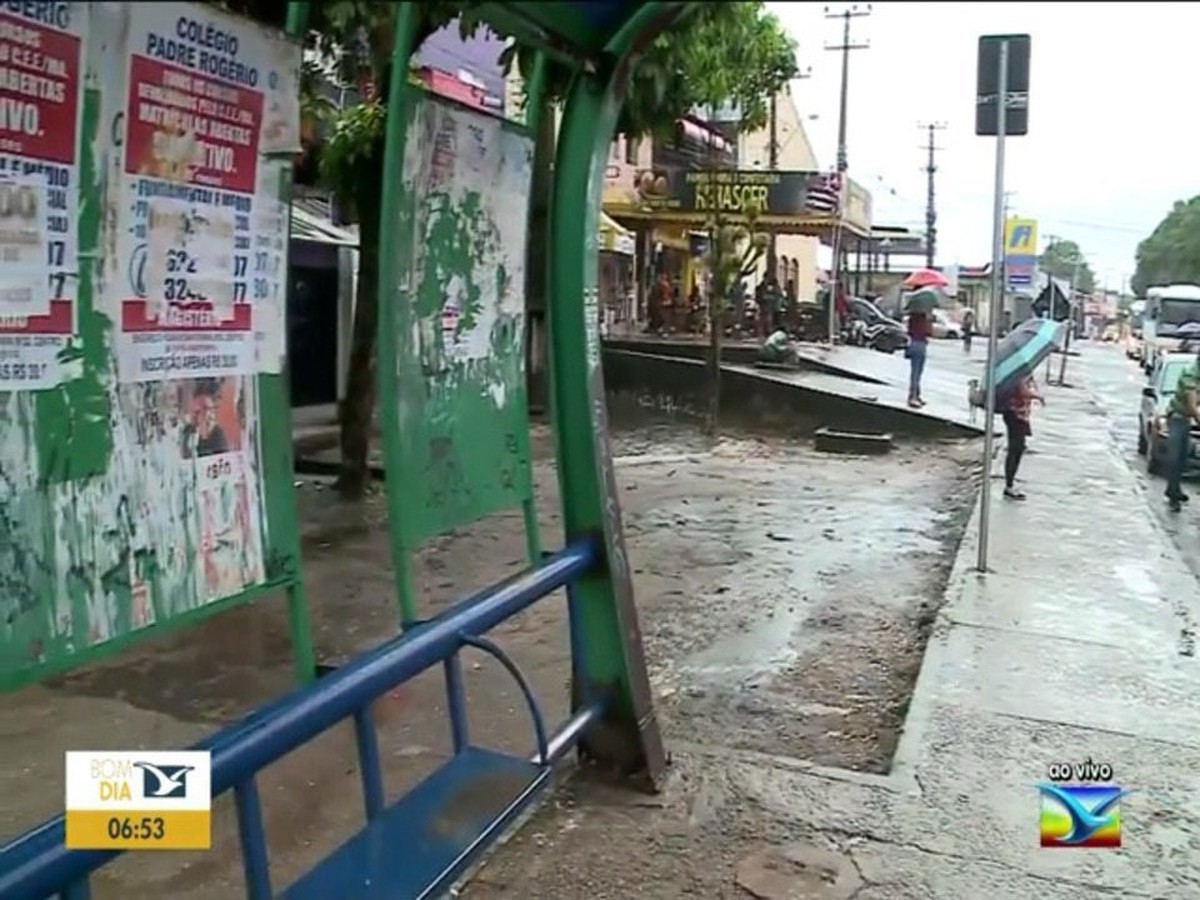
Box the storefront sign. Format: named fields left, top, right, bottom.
left=843, top=179, right=873, bottom=234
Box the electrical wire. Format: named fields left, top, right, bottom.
left=1022, top=215, right=1147, bottom=236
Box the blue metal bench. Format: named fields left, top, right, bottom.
left=0, top=538, right=604, bottom=900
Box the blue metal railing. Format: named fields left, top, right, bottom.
left=0, top=537, right=604, bottom=900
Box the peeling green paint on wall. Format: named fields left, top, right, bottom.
left=384, top=92, right=536, bottom=547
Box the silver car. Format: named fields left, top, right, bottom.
left=930, top=309, right=962, bottom=340
left=1138, top=352, right=1200, bottom=475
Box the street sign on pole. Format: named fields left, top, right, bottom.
left=976, top=33, right=1031, bottom=575
left=976, top=34, right=1030, bottom=136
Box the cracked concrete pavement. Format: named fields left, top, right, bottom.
left=465, top=344, right=1200, bottom=898
left=1, top=408, right=974, bottom=897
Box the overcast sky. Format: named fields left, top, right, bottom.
left=768, top=1, right=1198, bottom=290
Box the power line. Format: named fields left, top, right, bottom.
left=868, top=174, right=921, bottom=209
left=824, top=3, right=870, bottom=338
left=918, top=121, right=947, bottom=267
left=1025, top=215, right=1146, bottom=236
left=823, top=4, right=871, bottom=174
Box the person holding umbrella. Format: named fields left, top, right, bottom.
left=901, top=271, right=950, bottom=408
left=904, top=285, right=943, bottom=408
left=985, top=317, right=1068, bottom=498
left=998, top=374, right=1045, bottom=500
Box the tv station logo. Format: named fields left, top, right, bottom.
left=64, top=751, right=212, bottom=850
left=1037, top=758, right=1130, bottom=849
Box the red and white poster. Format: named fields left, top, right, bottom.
left=180, top=375, right=264, bottom=598
left=0, top=3, right=84, bottom=390
left=113, top=5, right=297, bottom=383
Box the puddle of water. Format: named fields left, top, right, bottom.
left=677, top=607, right=808, bottom=685
left=1112, top=560, right=1160, bottom=602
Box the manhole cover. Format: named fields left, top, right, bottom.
left=735, top=844, right=862, bottom=899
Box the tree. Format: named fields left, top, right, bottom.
left=1131, top=196, right=1200, bottom=297
left=214, top=0, right=468, bottom=498
left=702, top=223, right=768, bottom=431
left=228, top=1, right=796, bottom=498
left=1038, top=237, right=1095, bottom=293
left=679, top=4, right=796, bottom=434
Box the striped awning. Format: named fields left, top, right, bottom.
left=679, top=118, right=733, bottom=154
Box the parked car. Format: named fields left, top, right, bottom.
left=930, top=309, right=962, bottom=340
left=1138, top=352, right=1200, bottom=476
left=847, top=297, right=908, bottom=353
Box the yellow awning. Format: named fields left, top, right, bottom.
left=599, top=211, right=633, bottom=237
left=598, top=211, right=636, bottom=255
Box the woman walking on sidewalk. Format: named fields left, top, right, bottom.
left=1001, top=374, right=1044, bottom=500
left=906, top=310, right=933, bottom=407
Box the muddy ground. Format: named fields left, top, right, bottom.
left=2, top=418, right=977, bottom=898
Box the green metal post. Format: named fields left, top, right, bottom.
left=524, top=52, right=548, bottom=133
left=283, top=0, right=316, bottom=684
left=546, top=62, right=666, bottom=783
left=376, top=3, right=423, bottom=628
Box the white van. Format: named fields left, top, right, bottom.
left=1143, top=284, right=1200, bottom=372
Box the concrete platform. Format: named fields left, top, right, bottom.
left=729, top=363, right=989, bottom=437
left=603, top=349, right=986, bottom=440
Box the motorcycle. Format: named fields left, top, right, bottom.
left=843, top=318, right=905, bottom=353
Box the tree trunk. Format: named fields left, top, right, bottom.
left=524, top=101, right=556, bottom=416
left=336, top=168, right=383, bottom=500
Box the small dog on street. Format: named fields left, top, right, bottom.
left=967, top=378, right=983, bottom=424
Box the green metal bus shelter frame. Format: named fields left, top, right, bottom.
left=306, top=0, right=697, bottom=780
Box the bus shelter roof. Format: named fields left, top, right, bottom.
left=482, top=1, right=690, bottom=59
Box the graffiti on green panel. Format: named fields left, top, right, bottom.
left=389, top=93, right=535, bottom=546
left=0, top=2, right=302, bottom=689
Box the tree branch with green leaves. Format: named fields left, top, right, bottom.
left=1038, top=237, right=1096, bottom=294
left=219, top=0, right=799, bottom=496
left=1132, top=197, right=1200, bottom=297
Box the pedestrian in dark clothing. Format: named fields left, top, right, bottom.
left=1165, top=350, right=1200, bottom=512
left=961, top=309, right=974, bottom=353
left=1000, top=375, right=1044, bottom=500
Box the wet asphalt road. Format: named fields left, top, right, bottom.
left=1079, top=343, right=1200, bottom=582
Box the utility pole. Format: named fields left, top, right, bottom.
left=824, top=4, right=871, bottom=341
left=766, top=90, right=780, bottom=280
left=919, top=121, right=947, bottom=267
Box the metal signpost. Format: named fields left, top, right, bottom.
left=975, top=33, right=1031, bottom=573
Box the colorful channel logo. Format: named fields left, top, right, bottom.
left=1038, top=782, right=1129, bottom=848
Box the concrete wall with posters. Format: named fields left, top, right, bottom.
left=0, top=2, right=310, bottom=690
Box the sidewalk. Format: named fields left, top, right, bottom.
left=467, top=360, right=1200, bottom=897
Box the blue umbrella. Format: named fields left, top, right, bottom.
left=991, top=318, right=1067, bottom=398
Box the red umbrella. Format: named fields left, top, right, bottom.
left=902, top=269, right=950, bottom=289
